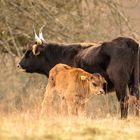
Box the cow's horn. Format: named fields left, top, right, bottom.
left=39, top=25, right=46, bottom=42
left=33, top=27, right=42, bottom=45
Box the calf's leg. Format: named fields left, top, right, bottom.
left=60, top=97, right=68, bottom=116
left=78, top=103, right=86, bottom=117
left=67, top=99, right=78, bottom=116
left=41, top=86, right=54, bottom=118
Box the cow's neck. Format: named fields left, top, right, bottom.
left=43, top=43, right=82, bottom=76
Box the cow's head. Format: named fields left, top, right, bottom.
left=17, top=26, right=48, bottom=75
left=80, top=73, right=106, bottom=95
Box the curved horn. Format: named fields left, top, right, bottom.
left=33, top=27, right=42, bottom=45
left=39, top=25, right=46, bottom=42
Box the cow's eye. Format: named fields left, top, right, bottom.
left=25, top=51, right=30, bottom=57
left=92, top=82, right=97, bottom=87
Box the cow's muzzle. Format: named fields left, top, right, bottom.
left=17, top=64, right=26, bottom=72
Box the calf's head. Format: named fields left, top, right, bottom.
left=80, top=73, right=106, bottom=95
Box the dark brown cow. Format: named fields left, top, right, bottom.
left=18, top=27, right=139, bottom=118
left=41, top=63, right=106, bottom=116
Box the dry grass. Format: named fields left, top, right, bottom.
left=0, top=111, right=140, bottom=140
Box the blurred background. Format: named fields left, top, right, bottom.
left=0, top=0, right=140, bottom=116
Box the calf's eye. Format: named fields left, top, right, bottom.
left=92, top=82, right=97, bottom=87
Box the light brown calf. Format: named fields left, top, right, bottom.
left=41, top=63, right=106, bottom=116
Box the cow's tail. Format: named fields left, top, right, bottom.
left=133, top=41, right=140, bottom=116
left=133, top=41, right=139, bottom=100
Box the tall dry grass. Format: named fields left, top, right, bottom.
left=0, top=111, right=140, bottom=140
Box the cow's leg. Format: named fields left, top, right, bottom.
left=107, top=63, right=130, bottom=118
left=41, top=86, right=54, bottom=118
left=60, top=97, right=68, bottom=116
left=120, top=97, right=129, bottom=119
left=115, top=83, right=128, bottom=119
left=109, top=72, right=129, bottom=118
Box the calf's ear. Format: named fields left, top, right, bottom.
left=102, top=77, right=107, bottom=84
left=80, top=75, right=88, bottom=81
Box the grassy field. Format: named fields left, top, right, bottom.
left=0, top=111, right=140, bottom=140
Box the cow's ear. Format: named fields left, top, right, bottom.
left=80, top=75, right=88, bottom=80
left=32, top=44, right=40, bottom=56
